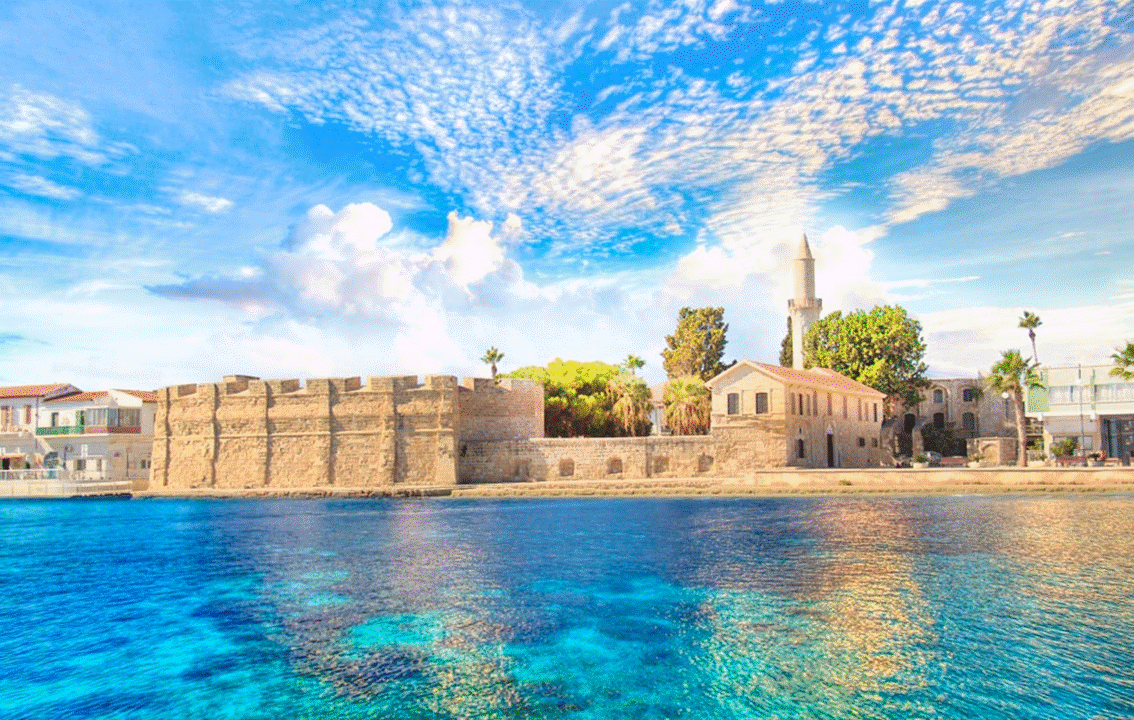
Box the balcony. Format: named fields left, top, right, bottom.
left=37, top=425, right=84, bottom=436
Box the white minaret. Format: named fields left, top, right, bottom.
left=788, top=233, right=822, bottom=370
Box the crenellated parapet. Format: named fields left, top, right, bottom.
left=152, top=374, right=476, bottom=491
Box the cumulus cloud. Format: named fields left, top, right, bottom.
left=153, top=202, right=526, bottom=323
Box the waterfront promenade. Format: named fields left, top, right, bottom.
left=136, top=467, right=1134, bottom=500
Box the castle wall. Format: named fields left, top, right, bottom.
left=456, top=377, right=544, bottom=441
left=153, top=374, right=536, bottom=490
left=457, top=424, right=799, bottom=484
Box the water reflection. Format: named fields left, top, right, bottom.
left=56, top=495, right=1131, bottom=719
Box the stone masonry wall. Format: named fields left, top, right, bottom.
left=456, top=378, right=544, bottom=441
left=153, top=375, right=461, bottom=490
left=457, top=426, right=790, bottom=485
left=153, top=374, right=542, bottom=490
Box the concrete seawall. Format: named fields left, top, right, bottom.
left=136, top=467, right=1134, bottom=499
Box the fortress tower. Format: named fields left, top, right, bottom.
left=788, top=233, right=822, bottom=370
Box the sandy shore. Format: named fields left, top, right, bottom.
left=135, top=467, right=1134, bottom=500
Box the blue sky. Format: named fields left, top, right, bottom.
left=1, top=0, right=1132, bottom=390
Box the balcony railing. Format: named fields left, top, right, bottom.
left=36, top=425, right=84, bottom=436
left=35, top=425, right=142, bottom=436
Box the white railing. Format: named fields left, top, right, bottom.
left=0, top=468, right=132, bottom=497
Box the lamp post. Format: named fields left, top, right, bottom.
left=1076, top=373, right=1086, bottom=464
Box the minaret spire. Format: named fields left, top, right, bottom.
left=788, top=233, right=822, bottom=370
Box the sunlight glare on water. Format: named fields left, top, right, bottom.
left=0, top=496, right=1132, bottom=719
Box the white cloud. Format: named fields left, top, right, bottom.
left=5, top=173, right=82, bottom=200
left=177, top=191, right=234, bottom=214
left=0, top=85, right=105, bottom=164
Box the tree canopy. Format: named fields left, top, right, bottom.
left=987, top=349, right=1044, bottom=465
left=663, top=375, right=710, bottom=435
left=779, top=316, right=793, bottom=367
left=505, top=359, right=650, bottom=437
left=1111, top=341, right=1134, bottom=381
left=661, top=306, right=734, bottom=382
left=801, top=305, right=929, bottom=412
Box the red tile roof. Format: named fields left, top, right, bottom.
left=116, top=389, right=159, bottom=403
left=44, top=389, right=158, bottom=404
left=45, top=391, right=108, bottom=403
left=0, top=384, right=75, bottom=400
left=710, top=361, right=886, bottom=397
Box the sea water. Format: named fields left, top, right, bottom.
left=1, top=496, right=1132, bottom=719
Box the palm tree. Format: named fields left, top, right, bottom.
left=663, top=375, right=710, bottom=435
left=480, top=347, right=504, bottom=380
left=1018, top=311, right=1042, bottom=364
left=607, top=372, right=652, bottom=436
left=986, top=349, right=1044, bottom=466
left=623, top=354, right=645, bottom=376
left=1111, top=341, right=1134, bottom=381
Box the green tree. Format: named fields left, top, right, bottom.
left=663, top=375, right=710, bottom=435
left=1018, top=311, right=1042, bottom=364
left=607, top=372, right=652, bottom=436
left=505, top=359, right=623, bottom=437
left=623, top=354, right=645, bottom=376
left=662, top=307, right=734, bottom=382
left=986, top=349, right=1044, bottom=466
left=480, top=346, right=504, bottom=380
left=779, top=317, right=793, bottom=367
left=1110, top=341, right=1134, bottom=381
left=802, top=305, right=929, bottom=414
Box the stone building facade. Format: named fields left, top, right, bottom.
left=706, top=361, right=886, bottom=468
left=151, top=375, right=543, bottom=490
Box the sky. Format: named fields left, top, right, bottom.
left=1, top=0, right=1133, bottom=391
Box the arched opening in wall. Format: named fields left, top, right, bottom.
left=652, top=455, right=669, bottom=474
left=904, top=414, right=917, bottom=433
left=607, top=457, right=623, bottom=474
left=559, top=458, right=575, bottom=477
left=933, top=389, right=944, bottom=403
left=697, top=454, right=713, bottom=473
left=513, top=460, right=530, bottom=480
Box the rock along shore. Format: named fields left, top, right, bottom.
left=134, top=467, right=1134, bottom=500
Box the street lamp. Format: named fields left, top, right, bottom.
left=1076, top=373, right=1086, bottom=464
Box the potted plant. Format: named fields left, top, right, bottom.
left=912, top=452, right=929, bottom=469
left=968, top=453, right=983, bottom=468
left=1088, top=451, right=1105, bottom=467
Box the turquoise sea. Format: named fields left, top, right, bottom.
left=1, top=496, right=1132, bottom=719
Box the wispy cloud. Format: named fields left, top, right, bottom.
left=177, top=191, right=234, bottom=214
left=4, top=173, right=82, bottom=200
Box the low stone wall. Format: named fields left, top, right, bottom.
left=459, top=435, right=720, bottom=484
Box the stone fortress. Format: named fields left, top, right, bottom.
left=152, top=236, right=902, bottom=491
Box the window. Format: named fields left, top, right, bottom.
left=24, top=405, right=31, bottom=424
left=933, top=389, right=944, bottom=403
left=871, top=438, right=879, bottom=447
left=827, top=393, right=832, bottom=415
left=873, top=403, right=878, bottom=422
left=812, top=391, right=818, bottom=416
left=963, top=387, right=976, bottom=402
left=797, top=439, right=806, bottom=459
left=934, top=413, right=945, bottom=429
left=857, top=437, right=866, bottom=447
left=755, top=392, right=768, bottom=414
left=857, top=399, right=862, bottom=421
left=50, top=412, right=59, bottom=427
left=962, top=412, right=976, bottom=435
left=842, top=396, right=848, bottom=418
left=727, top=393, right=740, bottom=415
left=805, top=393, right=810, bottom=416
left=0, top=406, right=8, bottom=426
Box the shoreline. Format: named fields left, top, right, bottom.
left=134, top=467, right=1134, bottom=500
